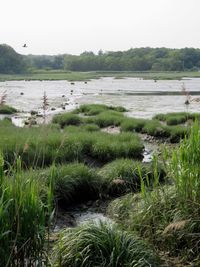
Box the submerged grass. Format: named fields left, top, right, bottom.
left=52, top=221, right=160, bottom=267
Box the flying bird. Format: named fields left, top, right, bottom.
left=22, top=44, right=27, bottom=48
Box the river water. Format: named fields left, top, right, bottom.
left=0, top=77, right=200, bottom=120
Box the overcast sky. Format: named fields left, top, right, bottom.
left=1, top=0, right=200, bottom=55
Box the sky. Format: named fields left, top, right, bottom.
left=1, top=0, right=200, bottom=55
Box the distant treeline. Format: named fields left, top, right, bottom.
left=1, top=44, right=200, bottom=74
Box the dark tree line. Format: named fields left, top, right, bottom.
left=0, top=44, right=27, bottom=73
left=1, top=44, right=200, bottom=74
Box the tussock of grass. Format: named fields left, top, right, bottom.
left=0, top=156, right=53, bottom=266
left=52, top=112, right=82, bottom=128
left=141, top=120, right=170, bottom=138
left=74, top=103, right=126, bottom=116
left=121, top=117, right=148, bottom=132
left=98, top=158, right=166, bottom=196
left=167, top=125, right=189, bottom=143
left=0, top=104, right=17, bottom=114
left=79, top=123, right=100, bottom=132
left=52, top=221, right=160, bottom=267
left=54, top=164, right=99, bottom=205
left=91, top=132, right=143, bottom=162
left=85, top=110, right=124, bottom=128
left=154, top=112, right=199, bottom=125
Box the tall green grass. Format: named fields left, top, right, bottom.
left=0, top=124, right=144, bottom=168
left=168, top=121, right=200, bottom=212
left=0, top=155, right=54, bottom=266
left=52, top=221, right=160, bottom=267
left=108, top=122, right=200, bottom=263
left=98, top=158, right=165, bottom=196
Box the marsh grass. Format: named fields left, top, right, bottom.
left=120, top=117, right=148, bottom=132
left=85, top=110, right=124, bottom=128
left=98, top=158, right=166, bottom=196
left=141, top=120, right=170, bottom=138
left=0, top=104, right=17, bottom=114
left=74, top=103, right=126, bottom=116
left=52, top=221, right=160, bottom=267
left=0, top=155, right=54, bottom=266
left=167, top=125, right=189, bottom=143
left=108, top=122, right=200, bottom=263
left=53, top=164, right=100, bottom=205
left=52, top=113, right=82, bottom=128
left=90, top=132, right=143, bottom=162
left=154, top=112, right=199, bottom=125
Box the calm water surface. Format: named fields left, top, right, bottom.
left=0, top=77, right=200, bottom=119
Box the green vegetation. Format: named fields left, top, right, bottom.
left=1, top=103, right=199, bottom=266
left=52, top=221, right=160, bottom=267
left=33, top=163, right=100, bottom=206
left=0, top=118, right=144, bottom=168
left=121, top=117, right=148, bottom=132
left=1, top=44, right=200, bottom=80
left=52, top=112, right=82, bottom=128
left=2, top=70, right=200, bottom=81
left=154, top=112, right=199, bottom=125
left=25, top=47, right=200, bottom=72
left=0, top=44, right=26, bottom=74
left=0, top=104, right=17, bottom=114
left=74, top=103, right=126, bottom=116
left=0, top=156, right=53, bottom=266
left=85, top=110, right=124, bottom=128
left=108, top=122, right=200, bottom=264
left=98, top=158, right=165, bottom=196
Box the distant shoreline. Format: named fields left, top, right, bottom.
left=1, top=70, right=200, bottom=82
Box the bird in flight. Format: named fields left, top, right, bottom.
left=22, top=44, right=27, bottom=48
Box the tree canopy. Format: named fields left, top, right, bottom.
left=0, top=44, right=26, bottom=73
left=1, top=44, right=200, bottom=73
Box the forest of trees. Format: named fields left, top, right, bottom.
left=0, top=44, right=27, bottom=73
left=1, top=44, right=200, bottom=73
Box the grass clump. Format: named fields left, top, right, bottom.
left=0, top=156, right=53, bottom=266
left=141, top=120, right=170, bottom=138
left=91, top=132, right=143, bottom=162
left=74, top=104, right=109, bottom=115
left=52, top=112, right=82, bottom=128
left=121, top=117, right=148, bottom=132
left=79, top=123, right=100, bottom=132
left=0, top=104, right=17, bottom=114
left=167, top=125, right=189, bottom=143
left=85, top=110, right=124, bottom=128
left=74, top=103, right=126, bottom=116
left=46, top=163, right=100, bottom=206
left=52, top=221, right=160, bottom=267
left=154, top=112, right=199, bottom=125
left=98, top=158, right=166, bottom=196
